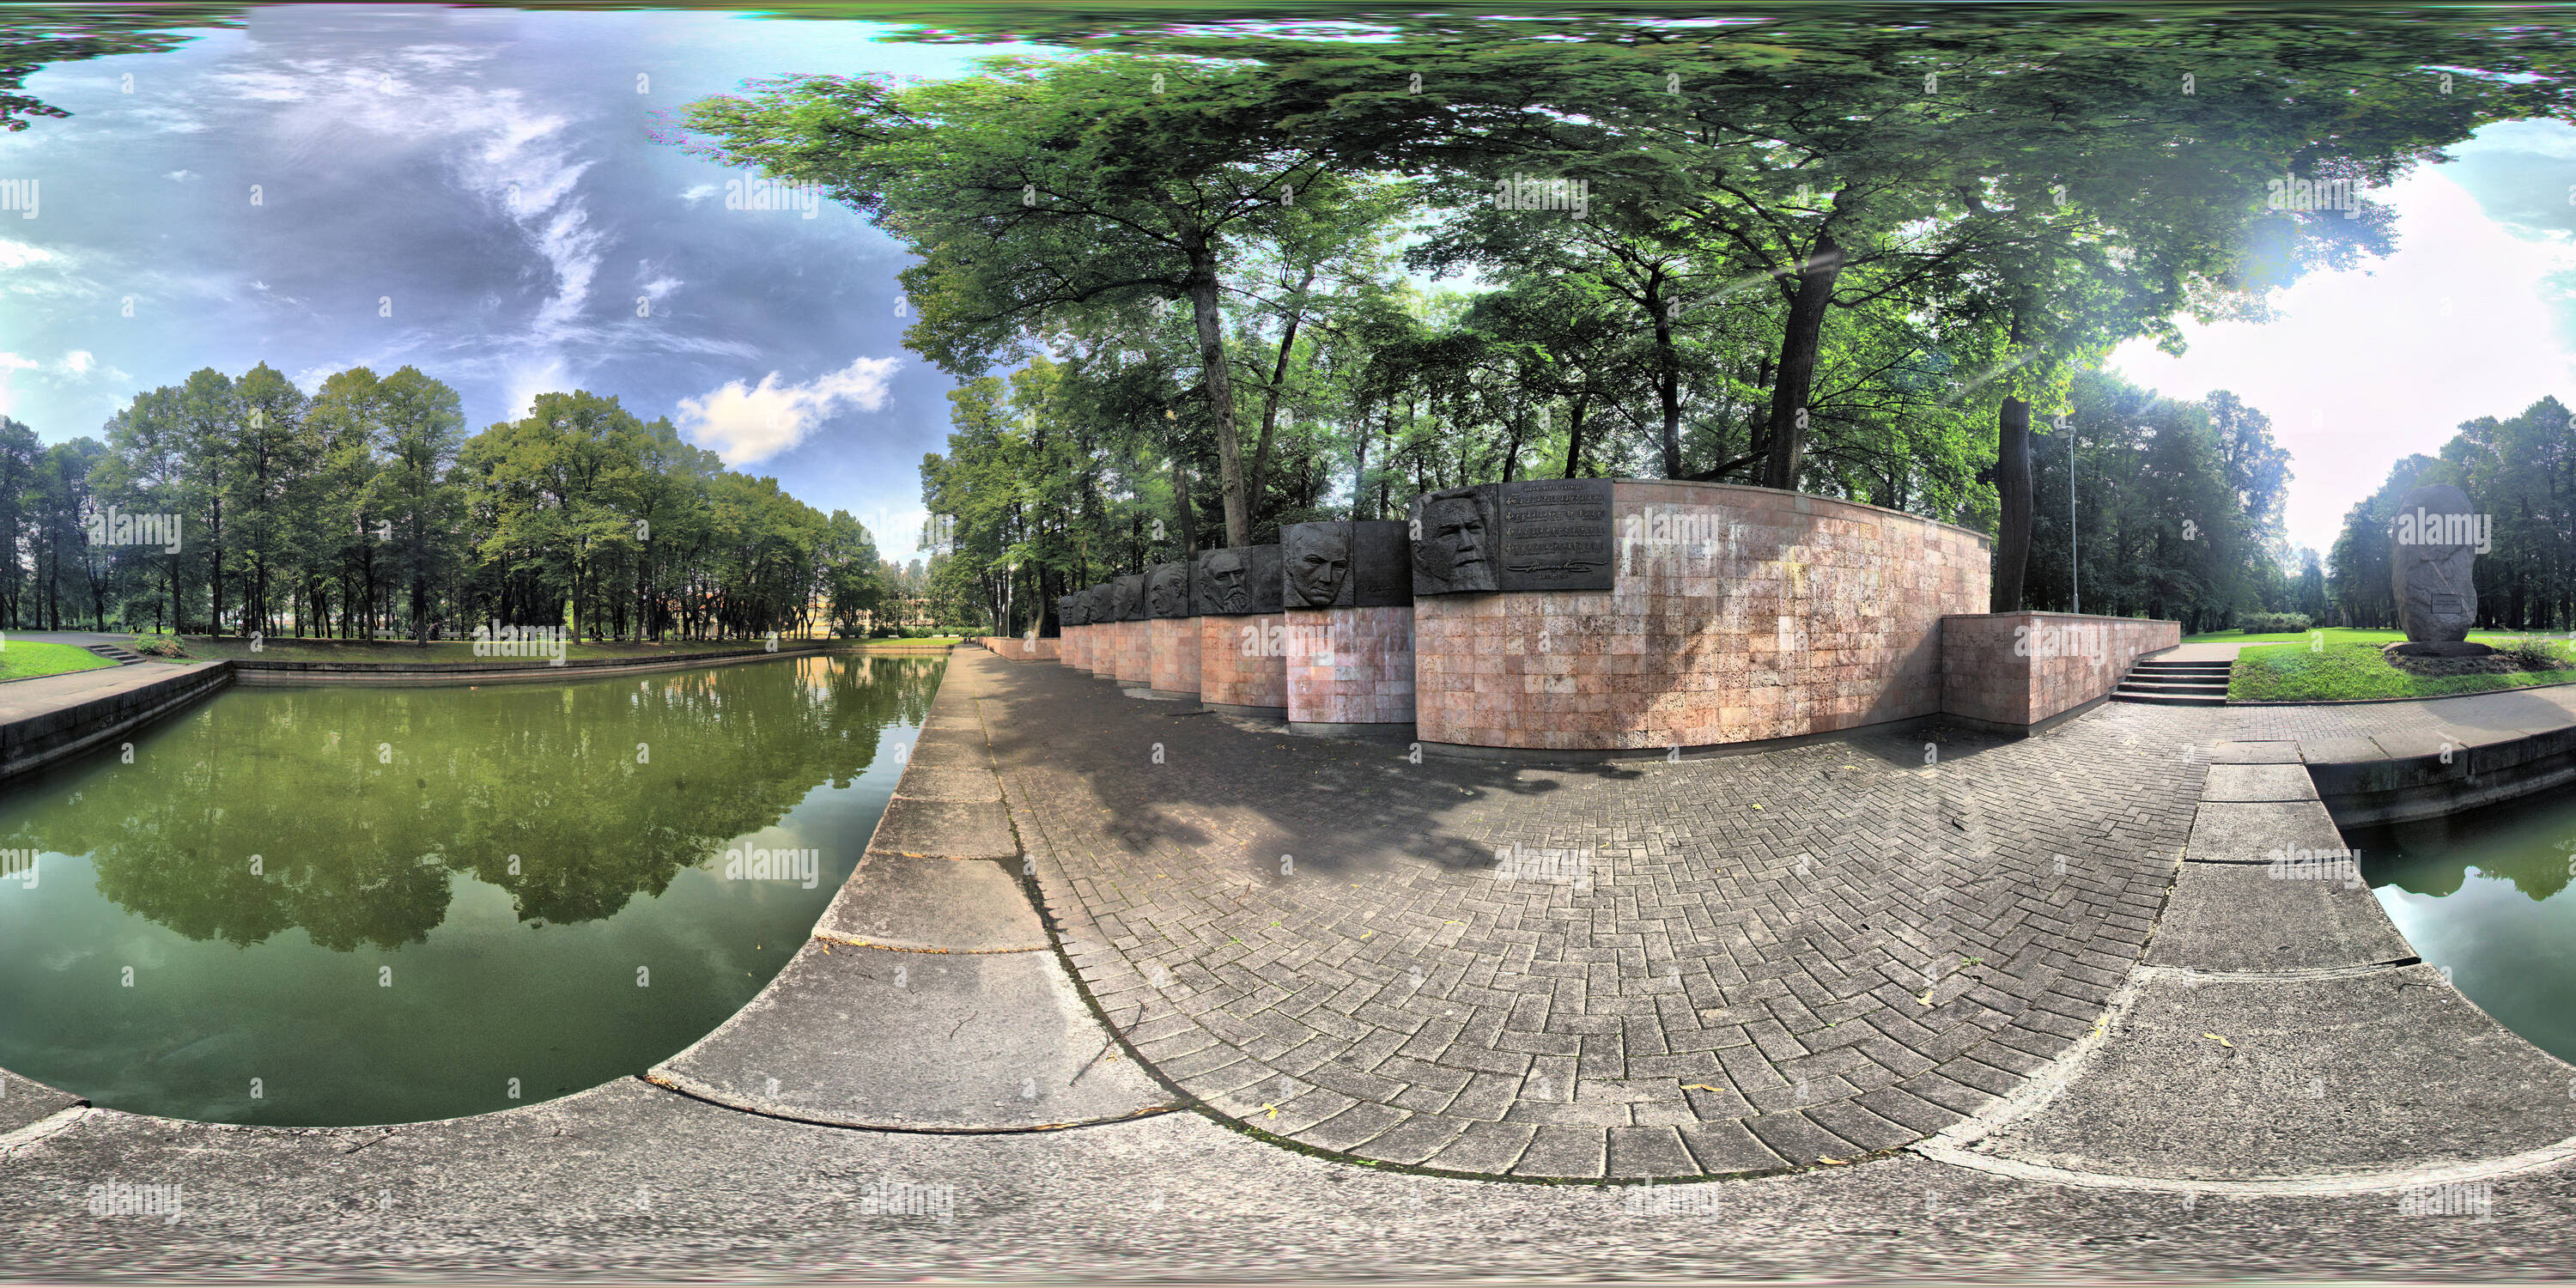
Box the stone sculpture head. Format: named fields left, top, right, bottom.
left=1284, top=523, right=1353, bottom=608
left=1111, top=574, right=1145, bottom=622
left=1148, top=562, right=1194, bottom=617
left=1057, top=593, right=1080, bottom=627
left=1412, top=487, right=1499, bottom=595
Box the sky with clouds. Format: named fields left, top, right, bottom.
left=0, top=5, right=1055, bottom=557
left=4, top=6, right=2573, bottom=565
left=2108, top=118, right=2576, bottom=556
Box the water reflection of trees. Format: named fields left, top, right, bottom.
left=19, top=656, right=942, bottom=951
left=2362, top=815, right=2576, bottom=903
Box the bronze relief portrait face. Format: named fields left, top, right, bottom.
left=1284, top=523, right=1352, bottom=607
left=1413, top=488, right=1498, bottom=594
left=1147, top=562, right=1193, bottom=617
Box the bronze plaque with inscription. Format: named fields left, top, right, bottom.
left=1496, top=479, right=1615, bottom=592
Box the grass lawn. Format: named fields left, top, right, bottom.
left=0, top=639, right=120, bottom=682
left=172, top=635, right=865, bottom=664
left=2229, top=637, right=2576, bottom=702
left=2182, top=627, right=2543, bottom=647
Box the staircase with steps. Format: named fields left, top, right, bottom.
left=2111, top=656, right=2232, bottom=706
left=82, top=642, right=147, bottom=665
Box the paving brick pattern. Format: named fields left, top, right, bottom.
left=980, top=652, right=2221, bottom=1179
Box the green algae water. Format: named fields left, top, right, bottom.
left=0, top=653, right=942, bottom=1127
left=2352, top=799, right=2576, bottom=1066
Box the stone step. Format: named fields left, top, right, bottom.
left=2113, top=653, right=2232, bottom=706
left=2111, top=689, right=2228, bottom=707
left=82, top=644, right=146, bottom=665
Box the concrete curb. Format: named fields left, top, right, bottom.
left=1914, top=736, right=2576, bottom=1194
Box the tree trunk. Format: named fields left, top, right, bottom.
left=1170, top=445, right=1199, bottom=556
left=1762, top=231, right=1844, bottom=491
left=1993, top=303, right=2037, bottom=611
left=1182, top=241, right=1249, bottom=547
left=1651, top=277, right=1684, bottom=478
left=1246, top=266, right=1314, bottom=523
left=1563, top=396, right=1589, bottom=479
left=1994, top=394, right=2032, bottom=611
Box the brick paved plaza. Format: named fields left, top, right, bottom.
left=977, top=655, right=2230, bottom=1178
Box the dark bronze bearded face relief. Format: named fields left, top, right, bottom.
left=1112, top=574, right=1146, bottom=621
left=1411, top=488, right=1499, bottom=595
left=1192, top=545, right=1282, bottom=616
left=1057, top=593, right=1080, bottom=627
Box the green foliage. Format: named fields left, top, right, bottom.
left=10, top=366, right=886, bottom=641
left=2232, top=639, right=2576, bottom=702
left=2239, top=613, right=2312, bottom=635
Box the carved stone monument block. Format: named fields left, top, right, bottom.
left=1193, top=545, right=1283, bottom=616
left=1410, top=481, right=1615, bottom=596
left=1285, top=520, right=1413, bottom=608
left=2392, top=483, right=2481, bottom=647
left=1148, top=562, right=1196, bottom=618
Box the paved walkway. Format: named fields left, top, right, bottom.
left=986, top=654, right=2216, bottom=1176
left=0, top=659, right=195, bottom=725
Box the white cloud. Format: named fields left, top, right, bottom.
left=0, top=352, right=39, bottom=416
left=162, top=169, right=197, bottom=183
left=59, top=350, right=93, bottom=376
left=0, top=239, right=57, bottom=271
left=211, top=46, right=607, bottom=363
left=679, top=183, right=720, bottom=206
left=2111, top=165, right=2576, bottom=554
left=677, top=355, right=900, bottom=465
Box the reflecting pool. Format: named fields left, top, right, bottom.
left=2352, top=795, right=2576, bottom=1065
left=0, top=653, right=942, bottom=1126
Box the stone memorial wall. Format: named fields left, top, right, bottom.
left=1145, top=561, right=1202, bottom=699
left=1412, top=480, right=1990, bottom=753
left=1110, top=574, right=1151, bottom=685
left=1056, top=593, right=1085, bottom=671
left=1284, top=520, right=1417, bottom=732
left=1941, top=612, right=2178, bottom=730
left=1191, top=545, right=1286, bottom=717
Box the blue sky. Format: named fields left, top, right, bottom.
left=0, top=5, right=1056, bottom=556
left=2111, top=117, right=2576, bottom=555
left=5, top=5, right=2573, bottom=562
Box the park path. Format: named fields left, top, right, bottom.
left=975, top=652, right=2217, bottom=1177
left=0, top=659, right=193, bottom=726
